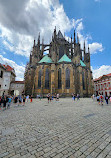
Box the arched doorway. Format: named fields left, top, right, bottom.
left=14, top=90, right=19, bottom=96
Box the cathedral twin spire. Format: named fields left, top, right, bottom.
left=73, top=30, right=79, bottom=44
left=84, top=40, right=90, bottom=55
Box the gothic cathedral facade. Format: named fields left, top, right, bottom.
left=24, top=28, right=94, bottom=97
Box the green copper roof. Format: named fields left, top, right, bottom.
left=38, top=55, right=53, bottom=63
left=80, top=60, right=86, bottom=67
left=58, top=54, right=71, bottom=63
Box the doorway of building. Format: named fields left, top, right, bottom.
left=14, top=90, right=19, bottom=96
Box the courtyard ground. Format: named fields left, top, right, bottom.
left=0, top=98, right=111, bottom=158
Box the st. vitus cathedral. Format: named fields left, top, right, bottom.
left=24, top=27, right=94, bottom=97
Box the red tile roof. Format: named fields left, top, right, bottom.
left=106, top=73, right=111, bottom=77
left=3, top=64, right=14, bottom=72
left=94, top=73, right=111, bottom=82
left=94, top=76, right=102, bottom=82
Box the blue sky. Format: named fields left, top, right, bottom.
left=60, top=0, right=111, bottom=68
left=0, top=0, right=110, bottom=80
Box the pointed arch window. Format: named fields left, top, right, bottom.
left=82, top=72, right=85, bottom=90
left=58, top=68, right=62, bottom=89
left=38, top=70, right=42, bottom=88
left=45, top=68, right=50, bottom=89
left=66, top=68, right=70, bottom=89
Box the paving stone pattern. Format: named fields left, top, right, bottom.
left=0, top=98, right=111, bottom=158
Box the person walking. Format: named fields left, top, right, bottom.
left=73, top=94, right=76, bottom=101
left=97, top=95, right=100, bottom=105
left=50, top=94, right=52, bottom=102
left=52, top=95, right=54, bottom=100
left=7, top=96, right=11, bottom=109
left=105, top=95, right=109, bottom=105
left=39, top=94, right=41, bottom=100
left=100, top=94, right=103, bottom=105
left=110, top=96, right=111, bottom=103
left=54, top=93, right=57, bottom=101
left=23, top=96, right=26, bottom=106
left=47, top=93, right=50, bottom=103
left=15, top=96, right=18, bottom=106
left=3, top=96, right=7, bottom=110
left=26, top=95, right=29, bottom=102
left=30, top=95, right=32, bottom=103
left=77, top=94, right=80, bottom=100
left=18, top=95, right=22, bottom=106
left=56, top=93, right=59, bottom=101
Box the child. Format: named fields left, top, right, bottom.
left=30, top=95, right=32, bottom=103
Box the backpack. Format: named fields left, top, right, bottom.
left=100, top=96, right=103, bottom=99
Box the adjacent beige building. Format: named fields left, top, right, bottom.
left=0, top=64, right=6, bottom=96
left=0, top=64, right=16, bottom=96
left=0, top=63, right=24, bottom=96
left=10, top=81, right=24, bottom=96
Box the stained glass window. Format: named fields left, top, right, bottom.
left=38, top=70, right=42, bottom=88
left=66, top=68, right=70, bottom=88
left=45, top=68, right=50, bottom=89
left=58, top=68, right=62, bottom=89
left=82, top=72, right=85, bottom=90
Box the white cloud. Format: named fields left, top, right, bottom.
left=72, top=18, right=83, bottom=29
left=2, top=52, right=6, bottom=55
left=92, top=65, right=111, bottom=79
left=76, top=22, right=84, bottom=32
left=89, top=43, right=104, bottom=54
left=0, top=24, right=34, bottom=57
left=0, top=55, right=25, bottom=81
left=0, top=0, right=73, bottom=57
left=3, top=40, right=14, bottom=52
left=75, top=20, right=104, bottom=54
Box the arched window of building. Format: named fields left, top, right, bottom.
left=0, top=71, right=3, bottom=78
left=38, top=70, right=42, bottom=88
left=58, top=68, right=62, bottom=89
left=82, top=72, right=85, bottom=90
left=66, top=68, right=70, bottom=89
left=45, top=68, right=50, bottom=89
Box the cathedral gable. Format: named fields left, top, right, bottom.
left=38, top=55, right=53, bottom=64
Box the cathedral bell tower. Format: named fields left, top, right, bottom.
left=73, top=32, right=82, bottom=65
left=84, top=45, right=90, bottom=69
left=30, top=39, right=37, bottom=67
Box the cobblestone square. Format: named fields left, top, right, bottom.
left=0, top=98, right=111, bottom=158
